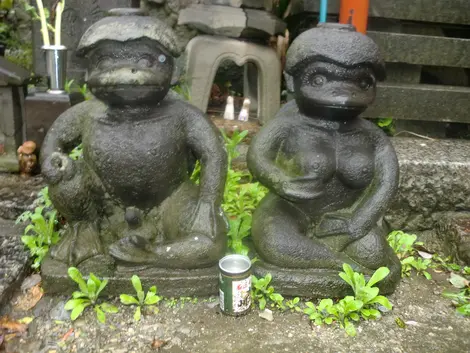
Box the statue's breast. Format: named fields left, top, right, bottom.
left=279, top=125, right=336, bottom=181
left=335, top=130, right=375, bottom=189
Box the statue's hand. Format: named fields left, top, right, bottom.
left=315, top=213, right=362, bottom=252
left=42, top=152, right=75, bottom=185
left=186, top=199, right=227, bottom=241
left=279, top=176, right=324, bottom=202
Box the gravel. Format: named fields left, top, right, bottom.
left=2, top=273, right=470, bottom=353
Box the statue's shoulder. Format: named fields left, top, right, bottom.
left=164, top=93, right=206, bottom=119
left=271, top=100, right=302, bottom=126
left=61, top=98, right=107, bottom=119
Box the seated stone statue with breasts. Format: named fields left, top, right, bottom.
left=247, top=23, right=401, bottom=297
left=40, top=11, right=228, bottom=295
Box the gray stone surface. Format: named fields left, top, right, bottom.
left=387, top=137, right=470, bottom=232
left=183, top=35, right=281, bottom=123
left=0, top=173, right=45, bottom=220
left=0, top=57, right=29, bottom=173
left=41, top=257, right=219, bottom=296
left=363, top=83, right=470, bottom=123
left=32, top=0, right=134, bottom=81
left=203, top=0, right=272, bottom=11
left=178, top=5, right=286, bottom=39
left=289, top=0, right=470, bottom=25
left=0, top=219, right=29, bottom=309
left=368, top=31, right=470, bottom=68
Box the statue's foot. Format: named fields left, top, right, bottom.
left=109, top=235, right=156, bottom=264
left=50, top=221, right=103, bottom=266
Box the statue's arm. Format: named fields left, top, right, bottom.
left=185, top=108, right=228, bottom=205
left=40, top=101, right=95, bottom=164
left=351, top=128, right=399, bottom=236
left=247, top=117, right=290, bottom=195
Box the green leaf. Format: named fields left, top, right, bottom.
left=131, top=275, right=143, bottom=294
left=68, top=267, right=88, bottom=295
left=96, top=279, right=108, bottom=297
left=101, top=303, right=119, bottom=314
left=120, top=294, right=139, bottom=305
left=134, top=306, right=141, bottom=321
left=367, top=267, right=390, bottom=287
left=344, top=320, right=357, bottom=337
left=345, top=299, right=363, bottom=313
left=137, top=290, right=145, bottom=304
left=72, top=291, right=88, bottom=299
left=369, top=295, right=393, bottom=310
left=449, top=273, right=469, bottom=289
left=70, top=303, right=90, bottom=321
left=270, top=293, right=284, bottom=303
left=423, top=271, right=432, bottom=280
left=324, top=316, right=334, bottom=325
left=357, top=287, right=379, bottom=304
left=349, top=312, right=360, bottom=321
left=89, top=273, right=102, bottom=290
left=149, top=286, right=157, bottom=294
left=144, top=292, right=162, bottom=305
left=95, top=306, right=106, bottom=324
left=64, top=298, right=90, bottom=311
left=340, top=263, right=355, bottom=289
left=87, top=277, right=97, bottom=296
left=259, top=297, right=266, bottom=310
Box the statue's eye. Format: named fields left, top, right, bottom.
left=137, top=55, right=154, bottom=68
left=96, top=56, right=114, bottom=69
left=312, top=74, right=326, bottom=86
left=158, top=54, right=166, bottom=63
left=359, top=78, right=373, bottom=90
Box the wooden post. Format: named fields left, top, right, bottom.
left=339, top=0, right=370, bottom=34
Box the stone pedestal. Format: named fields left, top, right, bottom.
left=24, top=92, right=83, bottom=152
left=0, top=57, right=29, bottom=173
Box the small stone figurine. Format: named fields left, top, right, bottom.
left=17, top=141, right=37, bottom=176
left=223, top=96, right=235, bottom=120
left=247, top=23, right=401, bottom=298
left=238, top=98, right=250, bottom=122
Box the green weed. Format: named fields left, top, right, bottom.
left=65, top=267, right=118, bottom=323
left=119, top=275, right=162, bottom=321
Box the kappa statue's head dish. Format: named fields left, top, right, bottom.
left=76, top=13, right=180, bottom=106
left=285, top=23, right=386, bottom=120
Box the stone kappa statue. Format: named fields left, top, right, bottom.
left=247, top=23, right=401, bottom=297
left=40, top=13, right=228, bottom=278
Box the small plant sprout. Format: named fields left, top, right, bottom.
left=64, top=267, right=118, bottom=323
left=304, top=264, right=393, bottom=337
left=387, top=230, right=432, bottom=280
left=120, top=275, right=162, bottom=321
left=285, top=297, right=301, bottom=313
left=20, top=208, right=59, bottom=269
left=442, top=272, right=470, bottom=317
left=251, top=273, right=285, bottom=310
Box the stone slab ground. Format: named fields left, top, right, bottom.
left=1, top=273, right=469, bottom=353
left=0, top=219, right=29, bottom=309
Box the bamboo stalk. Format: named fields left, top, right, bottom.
left=54, top=1, right=64, bottom=46
left=35, top=0, right=50, bottom=46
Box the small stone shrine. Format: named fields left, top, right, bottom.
left=247, top=23, right=402, bottom=298
left=40, top=10, right=229, bottom=296
left=0, top=57, right=29, bottom=173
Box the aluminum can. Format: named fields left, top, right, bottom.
left=219, top=254, right=252, bottom=316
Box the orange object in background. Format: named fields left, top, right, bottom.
left=339, top=0, right=370, bottom=34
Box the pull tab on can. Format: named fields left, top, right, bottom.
left=219, top=254, right=252, bottom=316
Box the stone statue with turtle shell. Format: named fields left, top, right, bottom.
left=40, top=10, right=228, bottom=294
left=247, top=23, right=402, bottom=297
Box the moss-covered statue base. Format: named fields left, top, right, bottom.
left=252, top=258, right=402, bottom=298
left=41, top=256, right=219, bottom=297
